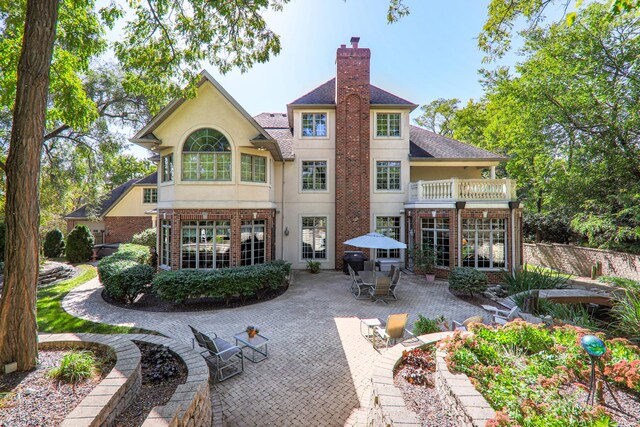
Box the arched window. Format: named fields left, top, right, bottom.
left=182, top=128, right=232, bottom=181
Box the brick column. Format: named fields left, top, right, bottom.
left=335, top=37, right=371, bottom=269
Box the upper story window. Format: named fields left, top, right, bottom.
left=161, top=154, right=174, bottom=182
left=241, top=154, right=266, bottom=183
left=301, top=161, right=327, bottom=191
left=376, top=113, right=401, bottom=137
left=143, top=188, right=157, bottom=204
left=376, top=161, right=401, bottom=191
left=301, top=113, right=327, bottom=137
left=182, top=128, right=231, bottom=181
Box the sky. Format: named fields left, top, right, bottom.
left=128, top=0, right=534, bottom=157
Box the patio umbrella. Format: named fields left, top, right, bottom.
left=343, top=232, right=407, bottom=250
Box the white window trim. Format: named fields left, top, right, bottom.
left=177, top=126, right=236, bottom=185
left=461, top=218, right=509, bottom=271
left=373, top=159, right=403, bottom=193
left=373, top=112, right=403, bottom=139
left=161, top=153, right=174, bottom=184
left=299, top=159, right=330, bottom=193
left=298, top=111, right=330, bottom=140
left=142, top=188, right=158, bottom=204
left=299, top=214, right=328, bottom=262
left=239, top=152, right=269, bottom=186
left=374, top=215, right=403, bottom=259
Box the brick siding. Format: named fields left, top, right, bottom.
left=524, top=243, right=640, bottom=281
left=104, top=216, right=152, bottom=244
left=406, top=207, right=523, bottom=284
left=159, top=208, right=276, bottom=270
left=335, top=41, right=371, bottom=269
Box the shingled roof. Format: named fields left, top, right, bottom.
left=288, top=78, right=417, bottom=107
left=253, top=113, right=294, bottom=160
left=409, top=126, right=507, bottom=160
left=65, top=172, right=158, bottom=219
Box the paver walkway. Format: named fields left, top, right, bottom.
left=63, top=270, right=485, bottom=426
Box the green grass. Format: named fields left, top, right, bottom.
left=38, top=264, right=155, bottom=334
left=524, top=263, right=574, bottom=279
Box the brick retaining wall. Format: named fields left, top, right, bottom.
left=524, top=243, right=640, bottom=281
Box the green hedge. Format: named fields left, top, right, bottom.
left=98, top=244, right=155, bottom=304
left=448, top=267, right=489, bottom=296
left=131, top=228, right=157, bottom=247
left=43, top=228, right=65, bottom=258
left=152, top=260, right=291, bottom=304
left=66, top=225, right=94, bottom=263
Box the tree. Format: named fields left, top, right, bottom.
left=65, top=225, right=94, bottom=263
left=414, top=98, right=460, bottom=137
left=0, top=0, right=289, bottom=371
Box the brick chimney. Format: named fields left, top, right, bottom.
left=335, top=37, right=371, bottom=269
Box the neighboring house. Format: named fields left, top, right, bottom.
left=130, top=37, right=522, bottom=281
left=65, top=172, right=158, bottom=244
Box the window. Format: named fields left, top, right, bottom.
left=241, top=220, right=265, bottom=266
left=160, top=220, right=171, bottom=266
left=376, top=161, right=401, bottom=190
left=181, top=220, right=231, bottom=269
left=241, top=154, right=266, bottom=183
left=301, top=113, right=327, bottom=137
left=376, top=216, right=401, bottom=259
left=421, top=218, right=450, bottom=267
left=301, top=161, right=327, bottom=191
left=376, top=113, right=401, bottom=137
left=301, top=216, right=327, bottom=259
left=161, top=154, right=174, bottom=182
left=462, top=218, right=507, bottom=269
left=182, top=128, right=231, bottom=181
left=143, top=188, right=157, bottom=204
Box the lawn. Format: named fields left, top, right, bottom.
left=38, top=264, right=155, bottom=335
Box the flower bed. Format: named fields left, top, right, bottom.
left=441, top=321, right=640, bottom=426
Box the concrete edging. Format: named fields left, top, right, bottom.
left=368, top=331, right=452, bottom=427
left=38, top=333, right=212, bottom=427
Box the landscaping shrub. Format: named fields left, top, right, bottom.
left=131, top=228, right=157, bottom=247
left=502, top=265, right=569, bottom=296
left=152, top=260, right=291, bottom=304
left=448, top=267, right=488, bottom=296
left=47, top=350, right=96, bottom=383
left=43, top=228, right=65, bottom=258
left=109, top=243, right=152, bottom=265
left=412, top=315, right=442, bottom=335
left=306, top=260, right=320, bottom=273
left=98, top=259, right=155, bottom=304
left=611, top=289, right=640, bottom=342
left=65, top=225, right=94, bottom=263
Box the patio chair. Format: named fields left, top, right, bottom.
left=387, top=266, right=401, bottom=301
left=451, top=315, right=485, bottom=331
left=368, top=275, right=392, bottom=304
left=373, top=313, right=415, bottom=348
left=481, top=305, right=521, bottom=325
left=348, top=264, right=371, bottom=300
left=363, top=260, right=375, bottom=272
left=189, top=325, right=244, bottom=381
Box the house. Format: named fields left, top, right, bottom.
left=129, top=37, right=522, bottom=281
left=65, top=172, right=158, bottom=244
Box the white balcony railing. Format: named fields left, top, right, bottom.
left=409, top=178, right=517, bottom=202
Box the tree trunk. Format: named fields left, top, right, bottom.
left=0, top=0, right=60, bottom=371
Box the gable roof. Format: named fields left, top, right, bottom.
left=253, top=113, right=294, bottom=160
left=288, top=78, right=418, bottom=108
left=130, top=71, right=283, bottom=161
left=65, top=172, right=157, bottom=219
left=409, top=126, right=508, bottom=161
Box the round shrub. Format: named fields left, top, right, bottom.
left=43, top=228, right=65, bottom=258
left=66, top=225, right=94, bottom=263
left=98, top=258, right=155, bottom=304
left=448, top=267, right=489, bottom=296
left=110, top=243, right=152, bottom=265
left=131, top=228, right=157, bottom=247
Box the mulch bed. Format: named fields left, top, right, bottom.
left=393, top=347, right=457, bottom=427
left=102, top=284, right=288, bottom=312
left=564, top=383, right=640, bottom=427
left=112, top=342, right=187, bottom=426
left=448, top=288, right=504, bottom=310
left=0, top=347, right=115, bottom=427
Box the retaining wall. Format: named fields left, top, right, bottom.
left=524, top=243, right=640, bottom=280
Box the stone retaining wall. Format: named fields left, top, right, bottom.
left=39, top=333, right=142, bottom=427
left=524, top=243, right=640, bottom=280
left=434, top=349, right=495, bottom=427
left=38, top=333, right=212, bottom=427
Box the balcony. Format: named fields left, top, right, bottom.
left=408, top=178, right=517, bottom=203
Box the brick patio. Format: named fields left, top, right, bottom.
left=62, top=270, right=486, bottom=426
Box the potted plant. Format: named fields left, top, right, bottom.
left=412, top=244, right=437, bottom=282
left=246, top=325, right=259, bottom=338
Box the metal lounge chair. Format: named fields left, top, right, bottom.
left=481, top=305, right=521, bottom=325
left=373, top=313, right=415, bottom=348
left=387, top=266, right=401, bottom=301
left=348, top=264, right=371, bottom=299
left=368, top=275, right=391, bottom=304
left=189, top=325, right=244, bottom=381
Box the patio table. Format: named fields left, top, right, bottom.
left=234, top=332, right=269, bottom=363
left=358, top=270, right=383, bottom=286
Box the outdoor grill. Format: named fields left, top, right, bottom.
left=342, top=251, right=369, bottom=274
